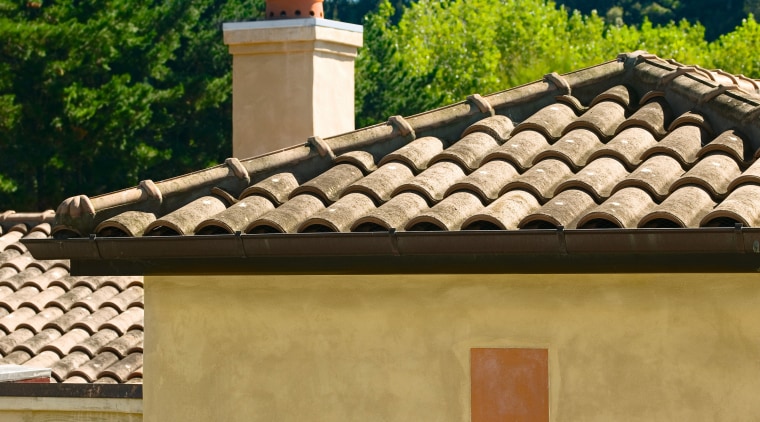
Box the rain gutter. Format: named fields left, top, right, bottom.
left=0, top=382, right=141, bottom=398
left=22, top=227, right=760, bottom=275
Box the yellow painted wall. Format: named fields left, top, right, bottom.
left=0, top=396, right=142, bottom=421
left=145, top=273, right=760, bottom=421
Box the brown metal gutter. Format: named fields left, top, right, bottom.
left=0, top=383, right=141, bottom=398
left=22, top=227, right=760, bottom=275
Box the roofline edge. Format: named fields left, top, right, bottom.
left=23, top=228, right=760, bottom=275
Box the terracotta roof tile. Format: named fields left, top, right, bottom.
left=520, top=189, right=597, bottom=229
left=24, top=349, right=62, bottom=369
left=239, top=172, right=300, bottom=205
left=406, top=191, right=485, bottom=231
left=247, top=194, right=325, bottom=233
left=0, top=328, right=34, bottom=355
left=482, top=130, right=551, bottom=171
left=393, top=161, right=467, bottom=203
left=462, top=190, right=541, bottom=230
left=343, top=162, right=415, bottom=203
left=146, top=195, right=229, bottom=236
left=616, top=95, right=672, bottom=138
left=378, top=136, right=445, bottom=172
left=535, top=128, right=604, bottom=170
left=0, top=307, right=37, bottom=334
left=446, top=159, right=520, bottom=202
left=300, top=193, right=376, bottom=233
left=554, top=157, right=629, bottom=200
left=68, top=351, right=120, bottom=382
left=565, top=100, right=627, bottom=139
left=197, top=195, right=276, bottom=235
left=461, top=115, right=514, bottom=142
left=613, top=154, right=685, bottom=200
left=45, top=307, right=91, bottom=333
left=1, top=286, right=40, bottom=312
left=638, top=186, right=716, bottom=228
left=698, top=130, right=748, bottom=164
left=71, top=329, right=120, bottom=358
left=50, top=351, right=91, bottom=381
left=588, top=127, right=658, bottom=168
left=95, top=211, right=157, bottom=237
left=100, top=330, right=143, bottom=359
left=729, top=158, right=760, bottom=190
left=587, top=202, right=646, bottom=228
left=17, top=307, right=65, bottom=334
left=72, top=307, right=119, bottom=335
left=351, top=192, right=429, bottom=232
left=502, top=159, right=573, bottom=201
left=669, top=152, right=741, bottom=198
left=701, top=184, right=760, bottom=227
left=101, top=286, right=143, bottom=313
left=588, top=84, right=635, bottom=109
left=13, top=328, right=61, bottom=356
left=513, top=103, right=577, bottom=141
left=0, top=350, right=32, bottom=365
left=290, top=163, right=365, bottom=204
left=641, top=123, right=704, bottom=166
left=41, top=328, right=91, bottom=356
left=49, top=287, right=94, bottom=312
left=430, top=132, right=502, bottom=171
left=29, top=53, right=760, bottom=271
left=73, top=286, right=120, bottom=313
left=100, top=352, right=142, bottom=383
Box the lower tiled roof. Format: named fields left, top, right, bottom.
left=51, top=53, right=760, bottom=240
left=0, top=212, right=143, bottom=384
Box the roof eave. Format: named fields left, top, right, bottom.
left=22, top=227, right=760, bottom=275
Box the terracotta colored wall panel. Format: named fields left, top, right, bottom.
left=471, top=348, right=549, bottom=422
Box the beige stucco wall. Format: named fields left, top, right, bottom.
left=224, top=20, right=363, bottom=159
left=145, top=273, right=760, bottom=421
left=0, top=396, right=142, bottom=421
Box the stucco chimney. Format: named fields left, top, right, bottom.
left=223, top=0, right=363, bottom=159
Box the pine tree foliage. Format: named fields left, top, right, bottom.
left=0, top=0, right=263, bottom=209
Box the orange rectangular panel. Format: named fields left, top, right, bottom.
left=471, top=348, right=549, bottom=422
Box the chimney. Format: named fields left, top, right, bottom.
left=223, top=0, right=363, bottom=159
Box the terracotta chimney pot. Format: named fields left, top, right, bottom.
left=266, top=0, right=324, bottom=19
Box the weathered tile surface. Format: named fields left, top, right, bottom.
left=50, top=54, right=760, bottom=238
left=0, top=214, right=142, bottom=383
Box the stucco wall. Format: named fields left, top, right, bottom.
left=145, top=273, right=760, bottom=421
left=0, top=396, right=142, bottom=421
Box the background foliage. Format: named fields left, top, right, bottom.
left=0, top=0, right=263, bottom=209
left=1, top=0, right=759, bottom=209
left=356, top=0, right=760, bottom=126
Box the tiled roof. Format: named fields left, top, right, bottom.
left=46, top=53, right=760, bottom=244
left=0, top=212, right=143, bottom=384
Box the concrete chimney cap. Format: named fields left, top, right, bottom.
left=266, top=0, right=324, bottom=19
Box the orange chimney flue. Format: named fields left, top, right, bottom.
left=266, top=0, right=324, bottom=19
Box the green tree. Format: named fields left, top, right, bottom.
left=356, top=0, right=721, bottom=126
left=0, top=0, right=263, bottom=210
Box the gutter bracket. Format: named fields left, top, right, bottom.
left=735, top=224, right=745, bottom=253
left=235, top=231, right=245, bottom=258
left=557, top=226, right=568, bottom=255
left=90, top=234, right=105, bottom=260
left=388, top=228, right=401, bottom=256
